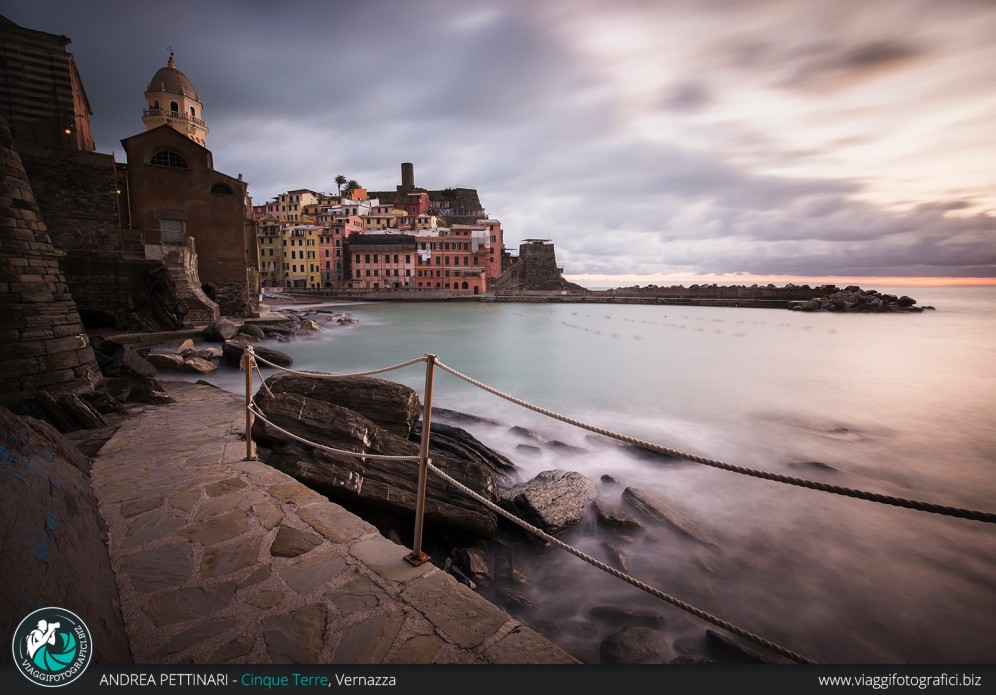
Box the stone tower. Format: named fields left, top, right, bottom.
left=0, top=115, right=102, bottom=409
left=141, top=52, right=208, bottom=146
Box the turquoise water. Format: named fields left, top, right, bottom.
left=198, top=286, right=996, bottom=663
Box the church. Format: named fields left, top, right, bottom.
left=117, top=53, right=259, bottom=318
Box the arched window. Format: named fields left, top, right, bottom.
left=211, top=182, right=233, bottom=195
left=153, top=100, right=160, bottom=109
left=169, top=101, right=179, bottom=114
left=150, top=151, right=188, bottom=168
left=190, top=106, right=196, bottom=118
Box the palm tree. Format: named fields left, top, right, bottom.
left=334, top=174, right=346, bottom=198
left=344, top=179, right=360, bottom=198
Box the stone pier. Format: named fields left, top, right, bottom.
left=92, top=381, right=577, bottom=664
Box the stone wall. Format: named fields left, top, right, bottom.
left=0, top=116, right=101, bottom=407
left=0, top=406, right=132, bottom=664
left=17, top=144, right=122, bottom=256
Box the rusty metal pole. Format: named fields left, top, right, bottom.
left=406, top=354, right=435, bottom=565
left=244, top=345, right=256, bottom=461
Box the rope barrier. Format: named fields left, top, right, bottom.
left=433, top=360, right=996, bottom=524
left=248, top=403, right=420, bottom=462
left=252, top=352, right=428, bottom=379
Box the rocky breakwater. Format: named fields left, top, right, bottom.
left=790, top=287, right=934, bottom=313
left=249, top=373, right=514, bottom=538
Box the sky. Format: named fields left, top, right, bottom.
left=5, top=0, right=996, bottom=286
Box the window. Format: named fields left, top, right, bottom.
left=405, top=255, right=411, bottom=263
left=190, top=107, right=196, bottom=118
left=159, top=217, right=185, bottom=244
left=211, top=183, right=233, bottom=195
left=153, top=100, right=160, bottom=109
left=170, top=101, right=179, bottom=113
left=150, top=151, right=188, bottom=168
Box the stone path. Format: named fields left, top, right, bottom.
left=91, top=381, right=577, bottom=665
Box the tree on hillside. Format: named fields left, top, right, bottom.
left=344, top=179, right=360, bottom=198
left=334, top=174, right=346, bottom=197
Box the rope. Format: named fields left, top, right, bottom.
left=248, top=403, right=420, bottom=462
left=252, top=352, right=428, bottom=379
left=426, top=461, right=816, bottom=664
left=433, top=360, right=996, bottom=524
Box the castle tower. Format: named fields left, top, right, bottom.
left=141, top=52, right=208, bottom=146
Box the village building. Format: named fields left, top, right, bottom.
left=349, top=234, right=416, bottom=289
left=282, top=224, right=322, bottom=287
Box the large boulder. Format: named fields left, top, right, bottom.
left=89, top=336, right=156, bottom=379
left=621, top=487, right=718, bottom=546
left=259, top=372, right=419, bottom=438
left=251, top=388, right=498, bottom=537
left=203, top=318, right=239, bottom=341
left=222, top=341, right=293, bottom=369
left=600, top=627, right=670, bottom=664
left=499, top=470, right=597, bottom=536
left=237, top=323, right=266, bottom=340
left=146, top=353, right=186, bottom=371
left=412, top=421, right=518, bottom=485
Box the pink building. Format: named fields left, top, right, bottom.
left=318, top=215, right=363, bottom=287
left=414, top=227, right=489, bottom=294
left=349, top=234, right=416, bottom=289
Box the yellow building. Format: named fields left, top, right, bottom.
left=257, top=218, right=286, bottom=288
left=282, top=225, right=322, bottom=287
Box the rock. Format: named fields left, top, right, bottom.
left=183, top=357, right=217, bottom=374
left=602, top=542, right=630, bottom=572
left=589, top=606, right=665, bottom=629
left=787, top=460, right=840, bottom=473
left=548, top=440, right=589, bottom=454
left=176, top=338, right=194, bottom=354
left=89, top=336, right=157, bottom=379
left=600, top=474, right=621, bottom=485
left=238, top=323, right=266, bottom=340
left=509, top=425, right=543, bottom=442
left=203, top=318, right=239, bottom=341
left=706, top=630, right=776, bottom=663
left=222, top=341, right=293, bottom=369
left=104, top=377, right=173, bottom=404
left=298, top=319, right=320, bottom=331
left=497, top=587, right=538, bottom=612
left=432, top=407, right=505, bottom=427
left=456, top=546, right=494, bottom=587
left=499, top=470, right=597, bottom=536
left=516, top=444, right=542, bottom=456
left=593, top=498, right=645, bottom=533
left=621, top=487, right=718, bottom=546
left=269, top=526, right=323, bottom=558
left=413, top=421, right=518, bottom=485
left=147, top=353, right=187, bottom=371
left=600, top=627, right=670, bottom=664
left=252, top=388, right=498, bottom=537
left=260, top=372, right=419, bottom=438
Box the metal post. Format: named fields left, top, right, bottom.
left=406, top=354, right=435, bottom=565
left=244, top=346, right=256, bottom=461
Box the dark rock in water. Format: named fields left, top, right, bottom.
left=600, top=627, right=670, bottom=664
left=898, top=295, right=916, bottom=307
left=491, top=539, right=530, bottom=586
left=263, top=324, right=296, bottom=338
left=621, top=487, right=718, bottom=546
left=195, top=380, right=220, bottom=389
left=497, top=587, right=538, bottom=612
left=548, top=440, right=589, bottom=454
left=104, top=377, right=173, bottom=405
left=412, top=421, right=518, bottom=485
left=600, top=474, right=621, bottom=485
left=589, top=606, right=665, bottom=629
left=706, top=630, right=776, bottom=664
left=223, top=342, right=293, bottom=369
left=499, top=470, right=597, bottom=536
left=670, top=654, right=718, bottom=664
left=252, top=387, right=498, bottom=537
left=261, top=372, right=418, bottom=438
left=602, top=542, right=630, bottom=572
left=593, top=498, right=645, bottom=533
left=432, top=407, right=505, bottom=427
left=238, top=323, right=266, bottom=340
left=90, top=336, right=157, bottom=379
left=509, top=425, right=543, bottom=442
left=516, top=444, right=542, bottom=456
left=787, top=460, right=841, bottom=473
left=203, top=318, right=238, bottom=341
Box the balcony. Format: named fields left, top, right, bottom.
left=143, top=108, right=207, bottom=128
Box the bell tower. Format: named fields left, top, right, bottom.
left=141, top=51, right=208, bottom=146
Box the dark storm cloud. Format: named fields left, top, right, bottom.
left=3, top=0, right=995, bottom=280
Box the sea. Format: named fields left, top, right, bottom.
left=188, top=285, right=996, bottom=664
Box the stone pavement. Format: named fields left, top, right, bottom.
left=92, top=381, right=578, bottom=665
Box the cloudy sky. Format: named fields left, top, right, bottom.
left=7, top=0, right=996, bottom=285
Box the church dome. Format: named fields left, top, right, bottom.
left=145, top=53, right=199, bottom=101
